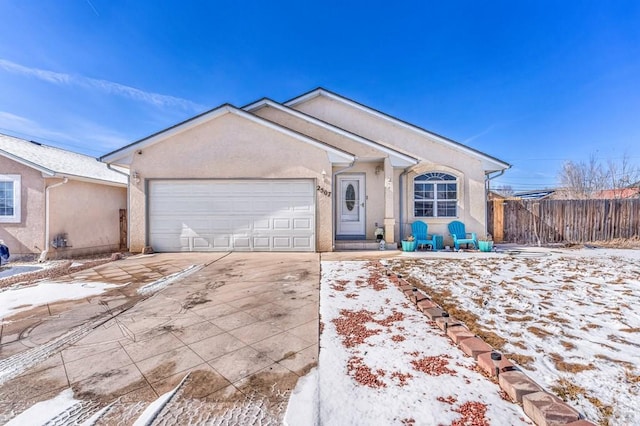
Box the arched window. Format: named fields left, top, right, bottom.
left=413, top=172, right=457, bottom=217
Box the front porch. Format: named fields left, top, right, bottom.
left=334, top=240, right=399, bottom=251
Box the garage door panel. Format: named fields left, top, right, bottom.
left=273, top=237, right=293, bottom=249
left=149, top=180, right=315, bottom=252
left=253, top=200, right=271, bottom=212
left=253, top=237, right=270, bottom=249
left=293, top=236, right=313, bottom=249
left=192, top=236, right=213, bottom=249
left=250, top=183, right=272, bottom=194
left=232, top=218, right=252, bottom=230
left=270, top=200, right=291, bottom=211
left=213, top=236, right=232, bottom=249
left=211, top=218, right=233, bottom=230
left=233, top=236, right=251, bottom=248
left=293, top=218, right=312, bottom=230
left=254, top=218, right=270, bottom=230
left=273, top=218, right=292, bottom=230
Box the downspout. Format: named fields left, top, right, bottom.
left=484, top=169, right=507, bottom=238
left=331, top=160, right=357, bottom=251
left=39, top=177, right=68, bottom=262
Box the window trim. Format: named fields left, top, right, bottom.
left=413, top=172, right=458, bottom=218
left=0, top=174, right=21, bottom=223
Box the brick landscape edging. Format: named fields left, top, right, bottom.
left=378, top=262, right=595, bottom=426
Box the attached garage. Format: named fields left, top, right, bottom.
left=148, top=179, right=316, bottom=252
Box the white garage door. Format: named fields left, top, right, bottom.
left=149, top=180, right=316, bottom=252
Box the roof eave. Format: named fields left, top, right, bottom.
left=101, top=103, right=355, bottom=165
left=100, top=104, right=233, bottom=164
left=244, top=98, right=417, bottom=167
left=0, top=148, right=56, bottom=176
left=285, top=88, right=510, bottom=169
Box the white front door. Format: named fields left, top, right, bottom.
left=337, top=174, right=366, bottom=237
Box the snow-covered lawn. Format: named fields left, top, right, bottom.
left=385, top=248, right=640, bottom=426
left=317, top=260, right=532, bottom=425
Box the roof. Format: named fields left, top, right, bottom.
left=243, top=98, right=418, bottom=167
left=0, top=133, right=128, bottom=186
left=593, top=188, right=640, bottom=199
left=102, top=87, right=510, bottom=173
left=101, top=103, right=355, bottom=166
left=285, top=87, right=511, bottom=173
left=514, top=189, right=557, bottom=200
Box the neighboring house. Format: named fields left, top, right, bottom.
left=101, top=88, right=510, bottom=253
left=513, top=189, right=557, bottom=200
left=0, top=134, right=128, bottom=260
left=593, top=187, right=640, bottom=199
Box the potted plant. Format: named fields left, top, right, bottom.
left=478, top=234, right=494, bottom=252
left=401, top=235, right=417, bottom=252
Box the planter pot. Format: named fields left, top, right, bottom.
left=401, top=240, right=417, bottom=252
left=478, top=240, right=494, bottom=252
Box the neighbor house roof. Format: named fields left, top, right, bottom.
left=514, top=189, right=557, bottom=200
left=593, top=188, right=640, bottom=199
left=285, top=87, right=511, bottom=173
left=100, top=103, right=355, bottom=166
left=0, top=133, right=127, bottom=186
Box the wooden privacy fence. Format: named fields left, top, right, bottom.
left=488, top=199, right=640, bottom=244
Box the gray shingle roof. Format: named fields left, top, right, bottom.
left=0, top=133, right=127, bottom=185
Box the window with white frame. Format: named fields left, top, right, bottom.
left=414, top=172, right=458, bottom=217
left=0, top=175, right=21, bottom=223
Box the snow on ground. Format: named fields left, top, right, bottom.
left=284, top=368, right=318, bottom=426
left=386, top=247, right=640, bottom=426
left=137, top=264, right=201, bottom=295
left=132, top=373, right=189, bottom=426
left=0, top=281, right=121, bottom=320
left=318, top=260, right=531, bottom=426
left=5, top=388, right=80, bottom=426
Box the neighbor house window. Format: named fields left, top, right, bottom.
left=0, top=175, right=21, bottom=223
left=414, top=172, right=457, bottom=217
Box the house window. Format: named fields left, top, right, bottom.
left=414, top=172, right=457, bottom=218
left=0, top=175, right=21, bottom=223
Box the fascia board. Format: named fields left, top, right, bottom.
left=285, top=89, right=511, bottom=171
left=101, top=103, right=354, bottom=165
left=0, top=149, right=55, bottom=176
left=233, top=107, right=354, bottom=163
left=100, top=106, right=231, bottom=164
left=245, top=99, right=416, bottom=166
left=45, top=173, right=127, bottom=187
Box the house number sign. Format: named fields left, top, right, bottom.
left=317, top=185, right=331, bottom=197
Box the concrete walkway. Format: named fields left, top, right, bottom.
left=0, top=252, right=319, bottom=424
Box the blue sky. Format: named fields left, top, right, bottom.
left=1, top=1, right=639, bottom=191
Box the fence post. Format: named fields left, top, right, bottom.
left=492, top=199, right=504, bottom=242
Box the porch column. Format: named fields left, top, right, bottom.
left=383, top=157, right=396, bottom=243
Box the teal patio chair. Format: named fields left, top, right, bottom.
left=411, top=221, right=437, bottom=251
left=448, top=220, right=478, bottom=250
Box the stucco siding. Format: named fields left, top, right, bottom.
left=128, top=112, right=332, bottom=252
left=48, top=179, right=126, bottom=257
left=0, top=156, right=45, bottom=259
left=253, top=106, right=383, bottom=159
left=294, top=96, right=488, bottom=241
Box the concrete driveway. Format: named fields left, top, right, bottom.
left=0, top=252, right=319, bottom=424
